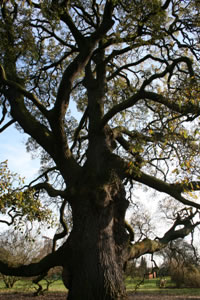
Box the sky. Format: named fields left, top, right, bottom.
left=0, top=124, right=40, bottom=182
left=0, top=101, right=81, bottom=183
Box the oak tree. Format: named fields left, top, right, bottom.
left=0, top=0, right=200, bottom=299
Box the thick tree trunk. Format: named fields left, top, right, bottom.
left=62, top=176, right=129, bottom=300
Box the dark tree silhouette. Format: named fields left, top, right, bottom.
left=0, top=1, right=200, bottom=299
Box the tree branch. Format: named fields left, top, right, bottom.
left=101, top=91, right=143, bottom=127
left=101, top=56, right=196, bottom=126
left=113, top=126, right=153, bottom=144
left=107, top=54, right=167, bottom=81
left=161, top=0, right=172, bottom=10
left=90, top=0, right=114, bottom=42
left=0, top=208, right=23, bottom=226
left=0, top=119, right=16, bottom=133
left=52, top=198, right=69, bottom=252
left=174, top=181, right=200, bottom=193
left=1, top=65, right=81, bottom=184
left=60, top=17, right=85, bottom=48
left=31, top=182, right=66, bottom=199
left=0, top=244, right=65, bottom=277
left=126, top=168, right=200, bottom=210
left=143, top=90, right=200, bottom=116
left=71, top=106, right=88, bottom=151
left=140, top=56, right=194, bottom=90
left=0, top=64, right=49, bottom=119
left=53, top=1, right=114, bottom=121
left=129, top=211, right=198, bottom=260
left=4, top=90, right=55, bottom=159
left=27, top=167, right=57, bottom=187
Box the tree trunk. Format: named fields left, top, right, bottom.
left=62, top=175, right=129, bottom=300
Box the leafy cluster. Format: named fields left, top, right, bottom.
left=0, top=161, right=52, bottom=225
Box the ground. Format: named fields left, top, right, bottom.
left=0, top=292, right=200, bottom=299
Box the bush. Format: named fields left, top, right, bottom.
left=170, top=264, right=184, bottom=288
left=170, top=263, right=200, bottom=288
left=184, top=265, right=200, bottom=288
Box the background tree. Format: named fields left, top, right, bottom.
left=0, top=227, right=63, bottom=293
left=0, top=1, right=200, bottom=299
left=138, top=257, right=148, bottom=278
left=158, top=239, right=200, bottom=287
left=0, top=226, right=43, bottom=289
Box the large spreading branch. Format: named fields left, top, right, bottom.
left=125, top=166, right=200, bottom=210
left=129, top=210, right=199, bottom=260
left=52, top=0, right=114, bottom=121
left=142, top=91, right=200, bottom=116
left=101, top=56, right=196, bottom=126
left=0, top=244, right=66, bottom=277
left=0, top=66, right=80, bottom=183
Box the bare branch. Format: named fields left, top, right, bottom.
left=0, top=119, right=16, bottom=133
left=161, top=0, right=172, bottom=10
left=127, top=168, right=200, bottom=210
left=32, top=182, right=66, bottom=199
left=52, top=198, right=69, bottom=252
left=71, top=106, right=88, bottom=151
left=27, top=167, right=57, bottom=187
left=0, top=208, right=23, bottom=226
left=129, top=211, right=198, bottom=260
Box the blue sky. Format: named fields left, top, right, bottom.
left=0, top=102, right=80, bottom=184
left=0, top=124, right=40, bottom=182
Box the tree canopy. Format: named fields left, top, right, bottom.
left=0, top=0, right=200, bottom=299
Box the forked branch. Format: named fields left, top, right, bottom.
left=129, top=211, right=199, bottom=260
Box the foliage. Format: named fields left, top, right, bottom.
left=125, top=257, right=149, bottom=278
left=0, top=0, right=200, bottom=298
left=158, top=239, right=200, bottom=288
left=170, top=263, right=200, bottom=288
left=0, top=226, right=45, bottom=289
left=0, top=160, right=53, bottom=227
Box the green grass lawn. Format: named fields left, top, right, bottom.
left=125, top=277, right=200, bottom=296
left=0, top=278, right=65, bottom=293
left=0, top=276, right=200, bottom=296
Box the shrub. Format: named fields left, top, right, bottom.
left=170, top=263, right=200, bottom=288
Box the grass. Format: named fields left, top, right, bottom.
left=0, top=278, right=65, bottom=293
left=125, top=276, right=200, bottom=296
left=0, top=276, right=200, bottom=296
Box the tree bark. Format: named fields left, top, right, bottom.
left=62, top=175, right=129, bottom=300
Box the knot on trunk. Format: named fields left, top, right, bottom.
left=95, top=184, right=113, bottom=208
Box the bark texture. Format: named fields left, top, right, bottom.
left=62, top=172, right=129, bottom=300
